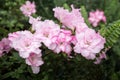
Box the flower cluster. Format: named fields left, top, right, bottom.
left=88, top=10, right=106, bottom=27
left=0, top=1, right=106, bottom=74
left=8, top=30, right=44, bottom=74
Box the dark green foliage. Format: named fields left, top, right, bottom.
left=104, top=0, right=120, bottom=23
left=0, top=0, right=29, bottom=39
left=1, top=0, right=120, bottom=80
left=113, top=38, right=120, bottom=56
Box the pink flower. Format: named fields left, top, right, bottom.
left=29, top=16, right=41, bottom=31
left=74, top=28, right=105, bottom=59
left=50, top=29, right=73, bottom=55
left=26, top=53, right=44, bottom=74
left=31, top=66, right=40, bottom=74
left=88, top=10, right=106, bottom=27
left=33, top=20, right=60, bottom=48
left=0, top=38, right=11, bottom=57
left=26, top=53, right=43, bottom=66
left=53, top=5, right=84, bottom=30
left=75, top=23, right=88, bottom=33
left=8, top=30, right=41, bottom=58
left=53, top=7, right=69, bottom=22
left=20, top=1, right=36, bottom=16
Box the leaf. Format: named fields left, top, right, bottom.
left=81, top=6, right=92, bottom=28
left=63, top=3, right=70, bottom=10
left=99, top=20, right=120, bottom=48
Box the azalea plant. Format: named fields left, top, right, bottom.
left=1, top=0, right=120, bottom=79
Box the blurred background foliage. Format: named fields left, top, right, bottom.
left=0, top=0, right=120, bottom=80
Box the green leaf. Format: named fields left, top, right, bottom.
left=99, top=20, right=120, bottom=48
left=81, top=6, right=92, bottom=28
left=63, top=3, right=70, bottom=10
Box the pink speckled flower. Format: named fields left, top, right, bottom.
left=74, top=28, right=105, bottom=59
left=88, top=10, right=106, bottom=27
left=53, top=5, right=84, bottom=30
left=50, top=29, right=73, bottom=55
left=0, top=38, right=11, bottom=57
left=8, top=30, right=41, bottom=58
left=26, top=53, right=44, bottom=74
left=20, top=1, right=36, bottom=16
